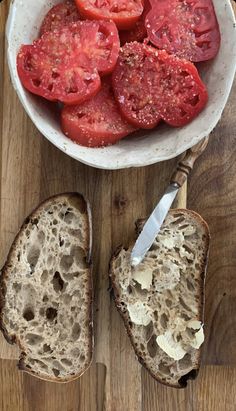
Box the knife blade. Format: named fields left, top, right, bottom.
left=130, top=136, right=209, bottom=267
left=130, top=183, right=179, bottom=266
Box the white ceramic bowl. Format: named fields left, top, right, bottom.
left=6, top=0, right=236, bottom=169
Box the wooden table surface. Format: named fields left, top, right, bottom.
left=1, top=1, right=236, bottom=410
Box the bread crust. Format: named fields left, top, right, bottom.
left=109, top=209, right=210, bottom=388
left=0, top=192, right=93, bottom=383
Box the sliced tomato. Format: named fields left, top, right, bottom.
left=112, top=42, right=208, bottom=129
left=17, top=21, right=119, bottom=104
left=61, top=79, right=137, bottom=147
left=119, top=0, right=151, bottom=45
left=39, top=1, right=81, bottom=36
left=75, top=0, right=143, bottom=30
left=77, top=20, right=120, bottom=74
left=145, top=0, right=220, bottom=62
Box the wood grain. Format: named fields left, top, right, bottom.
left=142, top=365, right=236, bottom=411
left=1, top=361, right=236, bottom=411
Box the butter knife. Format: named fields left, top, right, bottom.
left=131, top=137, right=209, bottom=267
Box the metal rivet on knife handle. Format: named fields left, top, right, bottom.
left=170, top=136, right=209, bottom=188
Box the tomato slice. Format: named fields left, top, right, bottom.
left=17, top=21, right=119, bottom=104
left=119, top=0, right=151, bottom=45
left=145, top=0, right=220, bottom=62
left=61, top=79, right=137, bottom=147
left=75, top=0, right=143, bottom=30
left=39, top=1, right=81, bottom=36
left=77, top=20, right=120, bottom=75
left=112, top=42, right=208, bottom=129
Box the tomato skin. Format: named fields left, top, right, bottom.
left=39, top=1, right=80, bottom=36
left=112, top=42, right=208, bottom=129
left=75, top=0, right=143, bottom=30
left=61, top=79, right=137, bottom=147
left=17, top=21, right=119, bottom=104
left=145, top=0, right=220, bottom=62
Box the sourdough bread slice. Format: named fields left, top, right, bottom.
left=0, top=193, right=93, bottom=382
left=110, top=209, right=210, bottom=388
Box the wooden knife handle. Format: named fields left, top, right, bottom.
left=170, top=136, right=209, bottom=187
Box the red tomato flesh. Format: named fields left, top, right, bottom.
left=39, top=1, right=81, bottom=36
left=119, top=0, right=151, bottom=45
left=17, top=21, right=119, bottom=104
left=112, top=42, right=208, bottom=129
left=145, top=0, right=220, bottom=62
left=75, top=0, right=143, bottom=29
left=119, top=18, right=147, bottom=45
left=61, top=79, right=137, bottom=147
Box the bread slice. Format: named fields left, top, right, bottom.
left=110, top=209, right=210, bottom=388
left=0, top=193, right=93, bottom=382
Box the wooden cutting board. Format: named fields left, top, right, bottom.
left=0, top=1, right=236, bottom=410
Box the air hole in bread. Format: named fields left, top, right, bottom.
left=127, top=285, right=132, bottom=294
left=140, top=343, right=145, bottom=351
left=59, top=210, right=75, bottom=224
left=41, top=271, right=48, bottom=283
left=60, top=255, right=73, bottom=271
left=46, top=307, right=58, bottom=321
left=80, top=354, right=85, bottom=362
left=39, top=308, right=45, bottom=316
left=43, top=344, right=52, bottom=353
left=159, top=363, right=170, bottom=375
left=42, top=294, right=49, bottom=303
left=150, top=243, right=160, bottom=251
left=53, top=360, right=65, bottom=372
left=179, top=224, right=189, bottom=230
left=53, top=219, right=58, bottom=225
left=35, top=359, right=48, bottom=371
left=52, top=368, right=60, bottom=377
left=166, top=299, right=172, bottom=308
left=26, top=333, right=43, bottom=346
left=173, top=212, right=184, bottom=218
left=144, top=322, right=153, bottom=342
left=62, top=294, right=71, bottom=304
left=179, top=297, right=190, bottom=311
left=23, top=308, right=35, bottom=321
left=52, top=271, right=64, bottom=292
left=182, top=244, right=194, bottom=255
left=68, top=229, right=83, bottom=242
left=59, top=235, right=64, bottom=247
left=13, top=282, right=21, bottom=292
left=27, top=246, right=40, bottom=272
left=160, top=313, right=168, bottom=328
left=71, top=246, right=87, bottom=268
left=178, top=353, right=192, bottom=370
left=72, top=323, right=81, bottom=340
left=147, top=334, right=158, bottom=358
left=186, top=279, right=194, bottom=292
left=61, top=358, right=73, bottom=367
left=181, top=313, right=191, bottom=321
left=70, top=348, right=80, bottom=357
left=38, top=231, right=45, bottom=244
left=154, top=311, right=158, bottom=321
left=52, top=228, right=57, bottom=236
